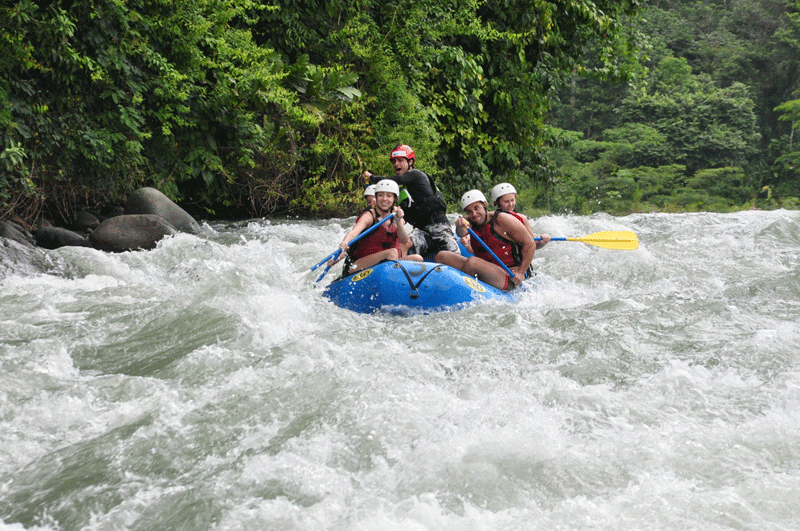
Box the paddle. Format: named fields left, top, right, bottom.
left=465, top=229, right=640, bottom=279
left=467, top=228, right=515, bottom=278
left=310, top=213, right=395, bottom=286
left=535, top=230, right=639, bottom=250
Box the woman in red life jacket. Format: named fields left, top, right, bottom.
left=329, top=179, right=423, bottom=275
left=435, top=190, right=537, bottom=291
left=491, top=182, right=550, bottom=250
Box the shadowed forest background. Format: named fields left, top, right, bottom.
left=1, top=0, right=799, bottom=226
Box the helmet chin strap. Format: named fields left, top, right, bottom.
left=473, top=206, right=489, bottom=228
left=375, top=202, right=393, bottom=216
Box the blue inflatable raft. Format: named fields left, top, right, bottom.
left=322, top=259, right=515, bottom=315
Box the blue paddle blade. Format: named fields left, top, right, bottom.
left=314, top=249, right=341, bottom=287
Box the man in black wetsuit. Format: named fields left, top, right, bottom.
left=362, top=144, right=459, bottom=257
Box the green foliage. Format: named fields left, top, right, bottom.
left=621, top=164, right=686, bottom=204
left=602, top=123, right=670, bottom=168
left=773, top=91, right=800, bottom=186
left=424, top=0, right=645, bottom=198
left=0, top=0, right=363, bottom=222
left=618, top=57, right=760, bottom=174
left=781, top=196, right=800, bottom=209
left=1, top=0, right=645, bottom=223
left=252, top=0, right=646, bottom=205
left=550, top=0, right=800, bottom=213
left=687, top=167, right=753, bottom=203
left=547, top=50, right=764, bottom=213
left=5, top=0, right=798, bottom=221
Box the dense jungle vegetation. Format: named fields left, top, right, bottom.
left=548, top=0, right=800, bottom=214
left=1, top=0, right=798, bottom=225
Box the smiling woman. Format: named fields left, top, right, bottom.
left=325, top=180, right=423, bottom=278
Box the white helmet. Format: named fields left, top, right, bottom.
left=374, top=179, right=400, bottom=199
left=491, top=182, right=517, bottom=203
left=460, top=190, right=488, bottom=210
left=363, top=185, right=376, bottom=197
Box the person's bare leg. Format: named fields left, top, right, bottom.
left=435, top=251, right=468, bottom=269
left=352, top=249, right=400, bottom=272
left=459, top=257, right=508, bottom=291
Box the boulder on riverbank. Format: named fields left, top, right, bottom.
left=2, top=187, right=201, bottom=261
left=72, top=210, right=100, bottom=231
left=34, top=226, right=91, bottom=249
left=90, top=214, right=178, bottom=253
left=125, top=187, right=201, bottom=234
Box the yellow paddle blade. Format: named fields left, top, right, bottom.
left=566, top=231, right=639, bottom=250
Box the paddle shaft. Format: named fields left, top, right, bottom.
left=314, top=213, right=396, bottom=285
left=467, top=228, right=515, bottom=278
left=309, top=213, right=395, bottom=272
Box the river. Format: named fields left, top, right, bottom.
left=1, top=210, right=798, bottom=530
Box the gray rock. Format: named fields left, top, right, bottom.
left=1, top=237, right=49, bottom=279
left=0, top=220, right=35, bottom=247
left=125, top=187, right=201, bottom=234
left=73, top=210, right=100, bottom=231
left=90, top=214, right=177, bottom=252
left=34, top=226, right=90, bottom=249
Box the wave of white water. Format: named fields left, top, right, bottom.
left=1, top=210, right=799, bottom=530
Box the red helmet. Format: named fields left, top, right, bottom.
left=390, top=144, right=415, bottom=162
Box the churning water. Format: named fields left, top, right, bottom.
left=1, top=210, right=798, bottom=530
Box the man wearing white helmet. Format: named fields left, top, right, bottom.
left=362, top=144, right=459, bottom=257
left=491, top=182, right=550, bottom=250
left=329, top=179, right=423, bottom=274
left=434, top=189, right=537, bottom=291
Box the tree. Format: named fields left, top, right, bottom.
left=552, top=0, right=800, bottom=209
left=618, top=57, right=759, bottom=175
left=254, top=0, right=646, bottom=197
left=1, top=0, right=647, bottom=223
left=543, top=56, right=760, bottom=213
left=770, top=0, right=800, bottom=196
left=773, top=95, right=800, bottom=194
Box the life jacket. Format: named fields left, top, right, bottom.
left=505, top=210, right=526, bottom=226
left=471, top=211, right=522, bottom=268
left=348, top=209, right=402, bottom=260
